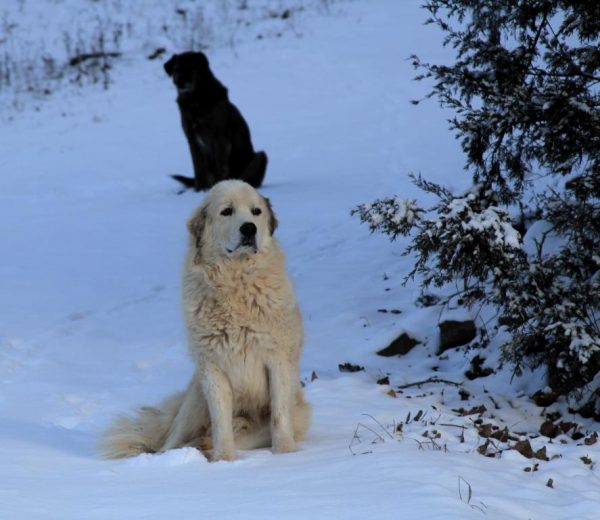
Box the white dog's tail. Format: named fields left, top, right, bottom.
left=100, top=392, right=183, bottom=459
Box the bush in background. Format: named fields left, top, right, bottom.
left=355, top=0, right=600, bottom=413
left=0, top=0, right=336, bottom=108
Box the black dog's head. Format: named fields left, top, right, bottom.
left=163, top=52, right=212, bottom=94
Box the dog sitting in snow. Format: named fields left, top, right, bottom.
left=102, top=180, right=310, bottom=461
left=164, top=52, right=268, bottom=191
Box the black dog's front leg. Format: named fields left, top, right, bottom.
left=213, top=140, right=231, bottom=183
left=181, top=113, right=215, bottom=190
left=188, top=142, right=215, bottom=191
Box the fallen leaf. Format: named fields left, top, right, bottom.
left=584, top=432, right=598, bottom=446
left=311, top=371, right=318, bottom=382
left=546, top=478, right=554, bottom=488
left=478, top=423, right=493, bottom=438
left=572, top=431, right=585, bottom=441
left=540, top=420, right=560, bottom=438
left=477, top=440, right=490, bottom=455
left=453, top=405, right=487, bottom=416
left=558, top=421, right=577, bottom=434
left=532, top=390, right=558, bottom=407
left=386, top=389, right=397, bottom=398
left=338, top=362, right=364, bottom=373
left=491, top=428, right=510, bottom=442
left=459, top=389, right=470, bottom=401
left=534, top=446, right=549, bottom=461
left=514, top=440, right=534, bottom=459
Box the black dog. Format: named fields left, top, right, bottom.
left=164, top=52, right=267, bottom=191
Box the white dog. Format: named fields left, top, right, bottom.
left=102, top=180, right=310, bottom=461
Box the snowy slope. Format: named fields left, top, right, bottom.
left=1, top=1, right=598, bottom=519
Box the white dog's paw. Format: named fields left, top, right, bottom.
left=211, top=446, right=236, bottom=462
left=210, top=450, right=236, bottom=462
left=272, top=435, right=296, bottom=454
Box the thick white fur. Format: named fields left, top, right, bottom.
left=102, top=180, right=310, bottom=461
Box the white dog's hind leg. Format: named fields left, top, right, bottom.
left=201, top=365, right=235, bottom=461
left=162, top=377, right=208, bottom=452
left=268, top=360, right=296, bottom=454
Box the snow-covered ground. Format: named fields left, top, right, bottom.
left=1, top=1, right=598, bottom=518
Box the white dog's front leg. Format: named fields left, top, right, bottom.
left=201, top=365, right=235, bottom=461
left=268, top=360, right=296, bottom=454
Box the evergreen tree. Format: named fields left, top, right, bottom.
left=355, top=0, right=600, bottom=412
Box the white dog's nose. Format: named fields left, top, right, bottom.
left=240, top=222, right=257, bottom=238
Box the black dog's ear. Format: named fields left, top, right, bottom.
left=187, top=206, right=208, bottom=263
left=262, top=196, right=278, bottom=236
left=164, top=54, right=177, bottom=76
left=194, top=52, right=210, bottom=69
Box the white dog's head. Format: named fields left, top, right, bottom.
left=187, top=180, right=278, bottom=264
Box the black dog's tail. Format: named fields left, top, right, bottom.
left=170, top=174, right=196, bottom=190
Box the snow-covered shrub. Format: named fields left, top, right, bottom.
left=356, top=0, right=600, bottom=412
left=355, top=178, right=524, bottom=299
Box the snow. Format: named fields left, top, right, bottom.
left=392, top=198, right=420, bottom=225
left=446, top=194, right=522, bottom=250
left=1, top=1, right=599, bottom=519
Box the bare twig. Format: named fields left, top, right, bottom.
left=69, top=51, right=121, bottom=67
left=439, top=423, right=467, bottom=429
left=398, top=376, right=462, bottom=389
left=361, top=414, right=394, bottom=439
left=408, top=436, right=444, bottom=451
left=349, top=423, right=372, bottom=456
left=458, top=476, right=488, bottom=514
left=356, top=422, right=387, bottom=443
left=430, top=411, right=443, bottom=425
left=458, top=476, right=472, bottom=504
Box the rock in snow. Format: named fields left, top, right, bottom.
left=377, top=332, right=421, bottom=357
left=438, top=320, right=477, bottom=353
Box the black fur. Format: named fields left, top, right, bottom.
left=164, top=52, right=268, bottom=191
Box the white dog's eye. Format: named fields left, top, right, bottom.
left=251, top=208, right=262, bottom=216
left=220, top=207, right=234, bottom=216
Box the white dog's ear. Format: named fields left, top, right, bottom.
left=262, top=196, right=278, bottom=236
left=187, top=207, right=208, bottom=263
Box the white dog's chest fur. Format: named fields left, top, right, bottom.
left=183, top=250, right=300, bottom=408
